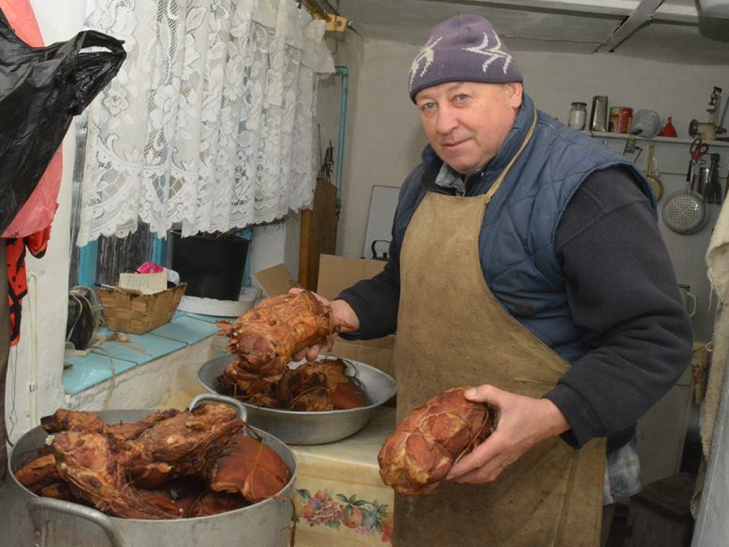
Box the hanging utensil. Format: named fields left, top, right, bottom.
left=704, top=153, right=723, bottom=204
left=662, top=178, right=709, bottom=235
left=686, top=138, right=709, bottom=185
left=645, top=144, right=664, bottom=201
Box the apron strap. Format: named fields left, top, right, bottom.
left=484, top=104, right=538, bottom=204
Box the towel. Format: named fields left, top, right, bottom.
left=702, top=197, right=729, bottom=457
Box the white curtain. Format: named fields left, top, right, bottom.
left=76, top=0, right=334, bottom=245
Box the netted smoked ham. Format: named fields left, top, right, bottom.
left=189, top=491, right=248, bottom=517
left=217, top=360, right=279, bottom=408
left=378, top=387, right=496, bottom=496
left=14, top=452, right=61, bottom=493
left=51, top=430, right=179, bottom=519
left=209, top=432, right=290, bottom=503
left=217, top=291, right=337, bottom=382
left=136, top=489, right=186, bottom=518
left=16, top=403, right=290, bottom=520
left=41, top=408, right=179, bottom=440
left=37, top=482, right=76, bottom=501
left=132, top=403, right=243, bottom=478
left=275, top=358, right=366, bottom=411
left=218, top=356, right=367, bottom=412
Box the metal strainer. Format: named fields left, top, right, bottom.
left=661, top=184, right=708, bottom=234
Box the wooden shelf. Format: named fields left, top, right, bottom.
left=584, top=131, right=729, bottom=148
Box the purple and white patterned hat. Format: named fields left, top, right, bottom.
left=408, top=14, right=523, bottom=102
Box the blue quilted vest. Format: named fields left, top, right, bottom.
left=394, top=93, right=655, bottom=363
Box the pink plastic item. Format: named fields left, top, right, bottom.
left=137, top=262, right=165, bottom=274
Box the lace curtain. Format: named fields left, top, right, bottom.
left=76, top=0, right=334, bottom=245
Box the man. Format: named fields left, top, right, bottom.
left=297, top=14, right=692, bottom=547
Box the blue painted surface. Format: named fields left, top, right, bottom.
left=90, top=333, right=186, bottom=365
left=77, top=241, right=99, bottom=287
left=63, top=352, right=137, bottom=395
left=238, top=228, right=254, bottom=287
left=63, top=312, right=222, bottom=395
left=151, top=237, right=167, bottom=267
left=179, top=311, right=231, bottom=324
left=149, top=314, right=221, bottom=344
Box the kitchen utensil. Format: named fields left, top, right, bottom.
left=659, top=117, right=678, bottom=138
left=689, top=119, right=717, bottom=141
left=589, top=96, right=608, bottom=132
left=697, top=166, right=711, bottom=195
left=198, top=354, right=396, bottom=445
left=662, top=180, right=709, bottom=235
left=690, top=138, right=710, bottom=162
left=704, top=153, right=723, bottom=204
left=622, top=135, right=637, bottom=155
left=686, top=138, right=710, bottom=184
left=679, top=284, right=698, bottom=318
left=6, top=396, right=297, bottom=547
left=645, top=144, right=664, bottom=201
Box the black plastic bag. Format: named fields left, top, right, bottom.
left=0, top=9, right=126, bottom=234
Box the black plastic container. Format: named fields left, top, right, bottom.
left=169, top=230, right=250, bottom=301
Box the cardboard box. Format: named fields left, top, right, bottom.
left=252, top=263, right=297, bottom=297
left=253, top=255, right=395, bottom=377
left=316, top=254, right=387, bottom=299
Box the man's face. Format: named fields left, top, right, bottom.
left=415, top=82, right=523, bottom=176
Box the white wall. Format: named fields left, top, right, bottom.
left=249, top=214, right=302, bottom=281
left=4, top=0, right=86, bottom=445
left=316, top=33, right=365, bottom=253
left=339, top=37, right=729, bottom=341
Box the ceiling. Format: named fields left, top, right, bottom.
left=334, top=0, right=729, bottom=65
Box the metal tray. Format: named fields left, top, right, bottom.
left=197, top=354, right=396, bottom=445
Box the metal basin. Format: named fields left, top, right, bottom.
left=198, top=354, right=396, bottom=445
left=5, top=394, right=297, bottom=547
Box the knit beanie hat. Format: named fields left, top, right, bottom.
left=408, top=14, right=523, bottom=102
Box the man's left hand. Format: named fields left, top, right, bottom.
left=446, top=385, right=570, bottom=484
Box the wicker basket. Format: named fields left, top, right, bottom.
left=97, top=283, right=187, bottom=335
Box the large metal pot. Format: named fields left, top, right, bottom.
left=198, top=354, right=396, bottom=445
left=6, top=394, right=297, bottom=547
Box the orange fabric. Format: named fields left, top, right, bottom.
left=5, top=229, right=51, bottom=345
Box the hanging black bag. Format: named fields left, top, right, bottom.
left=0, top=8, right=126, bottom=233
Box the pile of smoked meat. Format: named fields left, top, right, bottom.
left=15, top=404, right=290, bottom=519
left=214, top=291, right=495, bottom=497
left=217, top=291, right=366, bottom=411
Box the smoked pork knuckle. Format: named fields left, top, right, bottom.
left=378, top=387, right=496, bottom=496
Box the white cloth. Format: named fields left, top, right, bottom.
left=702, top=197, right=729, bottom=456
left=76, top=0, right=334, bottom=245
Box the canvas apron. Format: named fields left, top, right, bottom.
left=393, top=119, right=606, bottom=547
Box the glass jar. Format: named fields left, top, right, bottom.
left=568, top=102, right=587, bottom=130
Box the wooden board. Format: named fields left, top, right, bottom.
left=299, top=178, right=338, bottom=290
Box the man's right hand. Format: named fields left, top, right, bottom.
left=289, top=288, right=360, bottom=361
